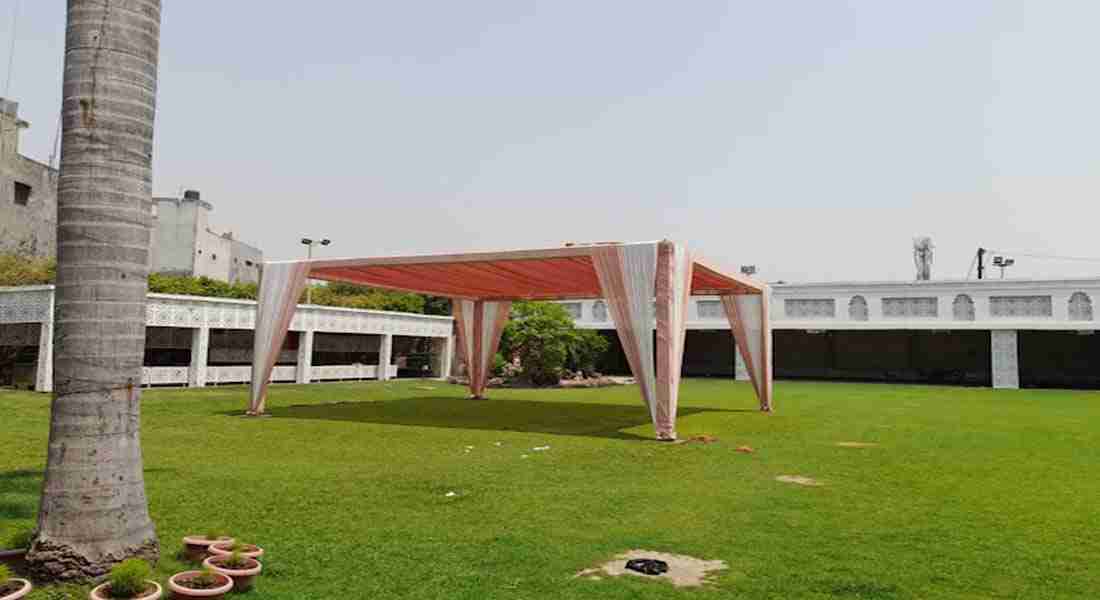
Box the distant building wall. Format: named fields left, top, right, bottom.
left=0, top=98, right=58, bottom=257
left=151, top=190, right=263, bottom=284
left=228, top=238, right=263, bottom=284
left=152, top=195, right=201, bottom=275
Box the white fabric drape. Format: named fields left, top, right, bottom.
left=591, top=243, right=659, bottom=423
left=453, top=299, right=511, bottom=398
left=249, top=262, right=310, bottom=414
left=592, top=241, right=694, bottom=440
left=654, top=242, right=694, bottom=439
left=721, top=289, right=773, bottom=411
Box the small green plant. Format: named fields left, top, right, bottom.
left=6, top=527, right=33, bottom=549
left=107, top=558, right=151, bottom=598
left=228, top=540, right=248, bottom=553
left=0, top=564, right=12, bottom=585
left=222, top=550, right=249, bottom=569
left=184, top=567, right=221, bottom=589
left=203, top=529, right=227, bottom=541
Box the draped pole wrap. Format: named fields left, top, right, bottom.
left=249, top=261, right=310, bottom=415
left=453, top=299, right=512, bottom=399
left=721, top=288, right=773, bottom=412
left=654, top=241, right=694, bottom=440
left=591, top=243, right=663, bottom=434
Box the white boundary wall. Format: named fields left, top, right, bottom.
left=0, top=286, right=455, bottom=392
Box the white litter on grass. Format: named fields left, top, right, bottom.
left=532, top=446, right=550, bottom=451
left=494, top=442, right=503, bottom=447
left=465, top=445, right=475, bottom=449
left=776, top=475, right=822, bottom=487
left=520, top=454, right=529, bottom=459
left=445, top=491, right=458, bottom=497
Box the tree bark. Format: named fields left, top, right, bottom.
left=26, top=0, right=162, bottom=582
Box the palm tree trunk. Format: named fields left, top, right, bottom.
left=26, top=0, right=162, bottom=581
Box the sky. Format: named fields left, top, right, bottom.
left=3, top=1, right=1099, bottom=282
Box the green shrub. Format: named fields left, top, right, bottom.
left=107, top=558, right=151, bottom=598
left=499, top=302, right=609, bottom=386
left=491, top=353, right=508, bottom=377
left=566, top=329, right=610, bottom=376
left=0, top=564, right=11, bottom=585
left=203, top=529, right=227, bottom=541
left=0, top=254, right=55, bottom=286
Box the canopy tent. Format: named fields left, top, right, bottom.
left=248, top=240, right=772, bottom=440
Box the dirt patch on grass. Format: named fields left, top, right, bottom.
left=776, top=475, right=823, bottom=486
left=577, top=549, right=727, bottom=587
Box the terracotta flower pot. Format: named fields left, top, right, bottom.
left=0, top=578, right=32, bottom=600
left=181, top=536, right=235, bottom=562
left=203, top=556, right=261, bottom=593
left=207, top=542, right=264, bottom=560
left=88, top=580, right=162, bottom=600
left=167, top=570, right=233, bottom=599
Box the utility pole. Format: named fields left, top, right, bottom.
left=977, top=247, right=986, bottom=280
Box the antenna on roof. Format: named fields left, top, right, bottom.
left=913, top=236, right=934, bottom=281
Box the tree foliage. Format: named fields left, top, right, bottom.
left=304, top=282, right=426, bottom=313
left=0, top=255, right=451, bottom=316
left=499, top=301, right=609, bottom=386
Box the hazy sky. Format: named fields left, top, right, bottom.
left=4, top=1, right=1099, bottom=282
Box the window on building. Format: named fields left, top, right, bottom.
left=697, top=300, right=722, bottom=319
left=561, top=302, right=582, bottom=320
left=211, top=254, right=217, bottom=261
left=245, top=260, right=254, bottom=267
left=13, top=182, right=31, bottom=206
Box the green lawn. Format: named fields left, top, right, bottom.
left=2, top=379, right=1098, bottom=599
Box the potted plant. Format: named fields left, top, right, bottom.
left=181, top=532, right=234, bottom=562
left=203, top=551, right=261, bottom=593
left=207, top=540, right=264, bottom=561
left=89, top=559, right=161, bottom=600
left=0, top=529, right=33, bottom=571
left=0, top=565, right=32, bottom=600
left=167, top=566, right=233, bottom=599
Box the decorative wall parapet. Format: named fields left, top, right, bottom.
left=558, top=277, right=1100, bottom=331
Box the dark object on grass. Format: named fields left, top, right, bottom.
left=625, top=558, right=669, bottom=576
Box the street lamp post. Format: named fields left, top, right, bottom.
left=301, top=237, right=331, bottom=304
left=992, top=255, right=1015, bottom=279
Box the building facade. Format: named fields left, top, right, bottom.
left=0, top=98, right=261, bottom=284
left=0, top=286, right=454, bottom=392
left=0, top=98, right=58, bottom=257
left=3, top=277, right=1099, bottom=393
left=561, top=277, right=1100, bottom=390
left=151, top=190, right=264, bottom=284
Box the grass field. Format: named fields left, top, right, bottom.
left=2, top=379, right=1098, bottom=599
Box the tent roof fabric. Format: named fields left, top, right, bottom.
left=278, top=241, right=764, bottom=301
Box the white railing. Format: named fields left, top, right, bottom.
left=141, top=364, right=399, bottom=386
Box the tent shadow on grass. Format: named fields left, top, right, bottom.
left=263, top=396, right=749, bottom=441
